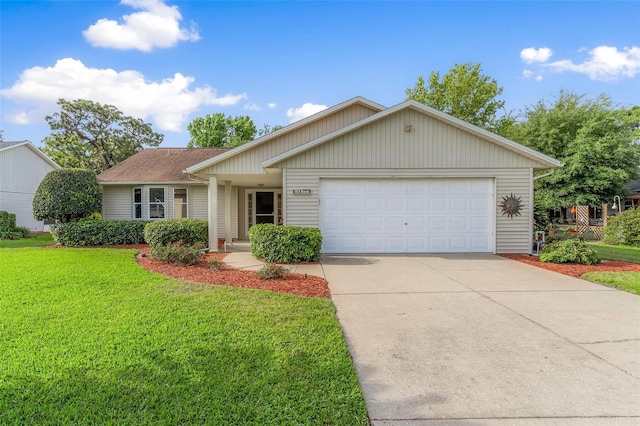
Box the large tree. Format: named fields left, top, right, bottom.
left=42, top=99, right=163, bottom=174
left=187, top=113, right=258, bottom=148
left=406, top=62, right=512, bottom=133
left=507, top=91, right=640, bottom=209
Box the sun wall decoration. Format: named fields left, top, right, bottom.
left=500, top=193, right=523, bottom=218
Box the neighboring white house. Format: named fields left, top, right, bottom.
left=0, top=141, right=61, bottom=231
left=98, top=97, right=562, bottom=254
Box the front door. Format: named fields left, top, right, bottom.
left=255, top=191, right=276, bottom=225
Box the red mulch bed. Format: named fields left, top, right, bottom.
left=500, top=254, right=640, bottom=278
left=135, top=246, right=330, bottom=299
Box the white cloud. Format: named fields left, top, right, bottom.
left=244, top=103, right=261, bottom=111
left=520, top=47, right=553, bottom=64
left=0, top=58, right=246, bottom=132
left=83, top=0, right=199, bottom=51
left=546, top=45, right=640, bottom=81
left=522, top=69, right=543, bottom=81
left=267, top=102, right=276, bottom=109
left=286, top=102, right=328, bottom=123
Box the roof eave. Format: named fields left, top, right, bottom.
left=263, top=100, right=563, bottom=169
left=1, top=140, right=61, bottom=169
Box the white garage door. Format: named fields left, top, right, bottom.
left=319, top=178, right=494, bottom=253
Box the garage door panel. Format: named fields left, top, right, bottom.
left=363, top=216, right=384, bottom=233
left=385, top=216, right=405, bottom=233
left=427, top=216, right=447, bottom=231
left=320, top=178, right=493, bottom=254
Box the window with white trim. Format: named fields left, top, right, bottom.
left=133, top=188, right=142, bottom=219
left=149, top=187, right=166, bottom=219
left=174, top=188, right=188, bottom=218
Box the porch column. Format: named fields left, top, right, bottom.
left=224, top=180, right=232, bottom=246
left=208, top=176, right=218, bottom=252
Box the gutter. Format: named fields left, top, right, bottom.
left=533, top=170, right=555, bottom=181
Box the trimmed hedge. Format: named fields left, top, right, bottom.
left=33, top=169, right=102, bottom=223
left=603, top=207, right=640, bottom=247
left=144, top=219, right=208, bottom=250
left=249, top=224, right=322, bottom=263
left=51, top=220, right=147, bottom=246
left=539, top=239, right=600, bottom=265
left=151, top=241, right=205, bottom=266
left=0, top=211, right=31, bottom=240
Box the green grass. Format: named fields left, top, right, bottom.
left=587, top=243, right=640, bottom=264
left=0, top=233, right=55, bottom=248
left=0, top=247, right=368, bottom=425
left=582, top=271, right=640, bottom=295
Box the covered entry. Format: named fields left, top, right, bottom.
left=319, top=178, right=494, bottom=253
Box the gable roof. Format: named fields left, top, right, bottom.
left=0, top=140, right=61, bottom=169
left=185, top=96, right=386, bottom=174
left=98, top=148, right=229, bottom=184
left=262, top=100, right=563, bottom=170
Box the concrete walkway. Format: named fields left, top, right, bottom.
left=224, top=246, right=639, bottom=424
left=322, top=254, right=640, bottom=425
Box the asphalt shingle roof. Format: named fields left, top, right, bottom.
left=97, top=148, right=229, bottom=183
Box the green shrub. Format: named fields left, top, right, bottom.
left=603, top=207, right=640, bottom=247
left=51, top=220, right=147, bottom=246
left=151, top=241, right=205, bottom=266
left=539, top=239, right=600, bottom=265
left=255, top=264, right=289, bottom=280
left=144, top=219, right=208, bottom=250
left=208, top=258, right=224, bottom=271
left=249, top=224, right=322, bottom=263
left=545, top=230, right=584, bottom=244
left=0, top=211, right=32, bottom=240
left=33, top=169, right=102, bottom=222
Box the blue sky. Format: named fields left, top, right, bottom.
left=1, top=0, right=639, bottom=147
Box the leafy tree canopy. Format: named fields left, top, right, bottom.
left=33, top=169, right=102, bottom=223
left=406, top=62, right=513, bottom=133
left=42, top=99, right=163, bottom=174
left=507, top=90, right=640, bottom=208
left=187, top=113, right=258, bottom=148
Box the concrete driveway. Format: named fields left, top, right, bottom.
left=322, top=254, right=640, bottom=425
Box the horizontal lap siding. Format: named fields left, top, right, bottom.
left=0, top=145, right=58, bottom=231
left=285, top=169, right=532, bottom=254
left=103, top=185, right=238, bottom=239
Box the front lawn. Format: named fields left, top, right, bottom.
left=582, top=271, right=640, bottom=295
left=0, top=233, right=54, bottom=248
left=587, top=243, right=640, bottom=264
left=0, top=247, right=368, bottom=425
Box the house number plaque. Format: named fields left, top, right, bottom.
left=292, top=189, right=312, bottom=195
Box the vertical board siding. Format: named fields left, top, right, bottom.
left=0, top=145, right=58, bottom=231
left=285, top=168, right=532, bottom=253
left=202, top=103, right=379, bottom=175
left=276, top=110, right=548, bottom=170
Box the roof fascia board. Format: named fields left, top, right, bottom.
left=185, top=96, right=386, bottom=174
left=99, top=181, right=207, bottom=185
left=263, top=100, right=562, bottom=169
left=1, top=140, right=61, bottom=169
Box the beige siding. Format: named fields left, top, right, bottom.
left=276, top=109, right=549, bottom=170
left=201, top=103, right=378, bottom=175
left=284, top=168, right=532, bottom=254
left=0, top=145, right=58, bottom=231
left=102, top=186, right=134, bottom=220
left=103, top=184, right=238, bottom=238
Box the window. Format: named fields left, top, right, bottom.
left=174, top=188, right=187, bottom=218
left=133, top=188, right=142, bottom=219
left=149, top=187, right=165, bottom=219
